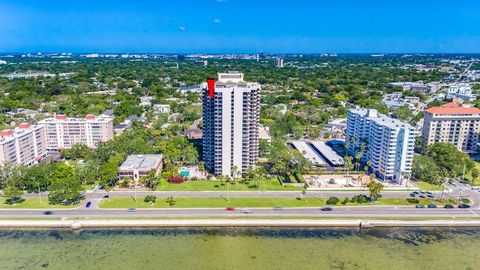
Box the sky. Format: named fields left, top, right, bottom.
left=0, top=0, right=479, bottom=53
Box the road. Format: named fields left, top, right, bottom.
left=2, top=180, right=478, bottom=219
left=0, top=205, right=479, bottom=218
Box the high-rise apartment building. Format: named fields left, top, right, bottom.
left=422, top=102, right=480, bottom=153
left=0, top=123, right=48, bottom=166
left=346, top=108, right=417, bottom=183
left=274, top=58, right=284, bottom=68
left=38, top=114, right=114, bottom=151
left=202, top=71, right=260, bottom=177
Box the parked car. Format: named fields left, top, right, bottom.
left=85, top=201, right=92, bottom=208
left=458, top=204, right=471, bottom=209
left=127, top=208, right=137, bottom=212
left=427, top=204, right=437, bottom=208
left=409, top=193, right=416, bottom=197
left=321, top=207, right=333, bottom=211
left=419, top=195, right=426, bottom=198
left=444, top=204, right=454, bottom=209
left=415, top=204, right=425, bottom=208
left=225, top=207, right=235, bottom=212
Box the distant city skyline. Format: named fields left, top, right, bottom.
left=1, top=0, right=479, bottom=53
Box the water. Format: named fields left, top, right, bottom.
left=0, top=227, right=479, bottom=270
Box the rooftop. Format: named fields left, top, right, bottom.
left=119, top=154, right=163, bottom=171
left=425, top=102, right=480, bottom=115
left=349, top=108, right=414, bottom=130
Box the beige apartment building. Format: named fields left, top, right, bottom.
left=422, top=102, right=480, bottom=153
left=38, top=114, right=114, bottom=151
left=0, top=123, right=48, bottom=166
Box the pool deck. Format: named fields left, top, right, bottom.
left=1, top=219, right=480, bottom=229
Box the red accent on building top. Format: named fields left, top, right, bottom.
left=19, top=123, right=31, bottom=129
left=0, top=130, right=13, bottom=137
left=207, top=78, right=215, bottom=99
left=85, top=114, right=96, bottom=120
left=55, top=114, right=67, bottom=120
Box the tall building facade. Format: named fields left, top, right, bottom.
left=202, top=71, right=260, bottom=177
left=38, top=114, right=114, bottom=151
left=0, top=123, right=47, bottom=166
left=422, top=102, right=480, bottom=153
left=346, top=108, right=417, bottom=183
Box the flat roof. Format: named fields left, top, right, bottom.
left=290, top=141, right=325, bottom=166
left=309, top=141, right=344, bottom=166
left=119, top=154, right=163, bottom=171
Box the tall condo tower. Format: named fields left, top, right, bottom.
left=202, top=71, right=260, bottom=177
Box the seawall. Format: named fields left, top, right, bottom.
left=1, top=219, right=480, bottom=229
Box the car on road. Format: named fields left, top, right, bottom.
left=127, top=208, right=137, bottom=212
left=427, top=195, right=434, bottom=198
left=458, top=203, right=471, bottom=208
left=273, top=206, right=283, bottom=211
left=427, top=204, right=437, bottom=208
left=242, top=209, right=252, bottom=214
left=43, top=211, right=53, bottom=215
left=321, top=207, right=333, bottom=211
left=409, top=193, right=416, bottom=197
left=102, top=195, right=110, bottom=199
left=412, top=191, right=419, bottom=194
left=85, top=201, right=92, bottom=208
left=415, top=204, right=425, bottom=208
left=444, top=204, right=454, bottom=209
left=225, top=207, right=235, bottom=212
left=419, top=195, right=425, bottom=198
left=426, top=192, right=433, bottom=195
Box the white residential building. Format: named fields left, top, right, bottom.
left=202, top=71, right=260, bottom=177
left=0, top=123, right=48, bottom=166
left=153, top=104, right=171, bottom=114
left=38, top=114, right=114, bottom=151
left=447, top=84, right=476, bottom=101
left=346, top=108, right=417, bottom=183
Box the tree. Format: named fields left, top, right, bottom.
left=344, top=156, right=354, bottom=175
left=427, top=143, right=474, bottom=178
left=139, top=170, right=160, bottom=190
left=471, top=168, right=479, bottom=184
left=367, top=177, right=384, bottom=202
left=48, top=163, right=83, bottom=205
left=326, top=196, right=340, bottom=205
left=412, top=155, right=443, bottom=185
left=166, top=196, right=176, bottom=206
left=61, top=144, right=91, bottom=160
left=144, top=195, right=157, bottom=203
left=3, top=185, right=23, bottom=204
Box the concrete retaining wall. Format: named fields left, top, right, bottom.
left=1, top=219, right=480, bottom=230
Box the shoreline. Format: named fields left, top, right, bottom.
left=1, top=219, right=480, bottom=230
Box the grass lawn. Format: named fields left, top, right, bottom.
left=465, top=162, right=480, bottom=186
left=0, top=198, right=79, bottom=209
left=415, top=181, right=445, bottom=191
left=156, top=179, right=303, bottom=191
left=99, top=197, right=439, bottom=209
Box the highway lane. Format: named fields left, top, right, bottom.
left=0, top=206, right=479, bottom=218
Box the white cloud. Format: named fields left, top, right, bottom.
left=213, top=19, right=222, bottom=24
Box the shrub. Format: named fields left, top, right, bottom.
left=168, top=176, right=185, bottom=184
left=461, top=198, right=471, bottom=204
left=341, top=197, right=350, bottom=205
left=326, top=196, right=340, bottom=205
left=144, top=195, right=157, bottom=203
left=351, top=194, right=368, bottom=204
left=406, top=198, right=419, bottom=204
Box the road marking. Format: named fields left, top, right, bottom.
left=469, top=209, right=479, bottom=217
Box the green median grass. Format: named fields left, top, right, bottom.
left=416, top=181, right=445, bottom=191
left=99, top=197, right=435, bottom=209
left=156, top=179, right=303, bottom=191
left=0, top=198, right=79, bottom=209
